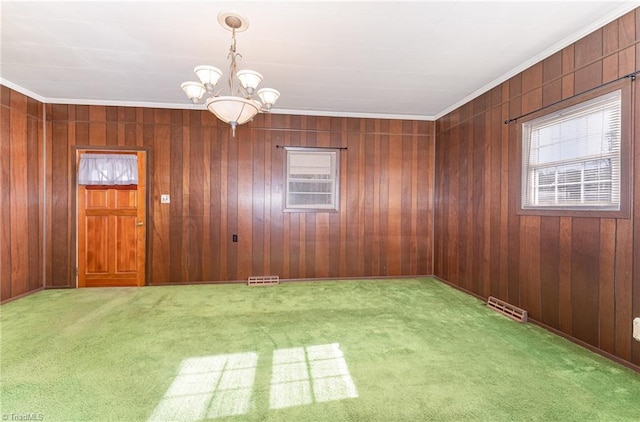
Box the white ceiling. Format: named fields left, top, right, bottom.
left=1, top=1, right=638, bottom=120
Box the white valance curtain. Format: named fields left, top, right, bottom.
left=78, top=154, right=138, bottom=185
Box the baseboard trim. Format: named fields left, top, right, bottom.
left=148, top=274, right=431, bottom=287
left=528, top=318, right=640, bottom=374
left=1, top=286, right=45, bottom=305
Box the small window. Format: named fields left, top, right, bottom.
left=521, top=89, right=623, bottom=213
left=284, top=147, right=340, bottom=212
left=78, top=153, right=138, bottom=185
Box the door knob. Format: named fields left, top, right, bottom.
left=136, top=221, right=144, bottom=226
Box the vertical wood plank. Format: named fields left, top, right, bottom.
left=539, top=217, right=560, bottom=329
left=409, top=128, right=418, bottom=275
left=363, top=131, right=375, bottom=276
left=401, top=129, right=413, bottom=275
left=208, top=127, right=222, bottom=280
left=507, top=80, right=521, bottom=306
left=51, top=115, right=70, bottom=287
left=169, top=121, right=184, bottom=283
left=356, top=125, right=366, bottom=276
left=519, top=216, right=541, bottom=319
left=447, top=125, right=460, bottom=284
left=558, top=217, right=573, bottom=334
left=188, top=124, right=204, bottom=281
left=346, top=131, right=360, bottom=276
left=27, top=115, right=41, bottom=292
left=151, top=123, right=170, bottom=283
left=465, top=119, right=475, bottom=293
left=457, top=121, right=469, bottom=290
left=371, top=124, right=382, bottom=275
left=201, top=126, right=212, bottom=281
left=387, top=127, right=403, bottom=276
left=571, top=218, right=600, bottom=347
left=434, top=128, right=447, bottom=279
left=598, top=219, right=616, bottom=354
left=262, top=124, right=272, bottom=277
left=377, top=128, right=389, bottom=276
left=417, top=126, right=433, bottom=275
left=481, top=113, right=491, bottom=297
left=180, top=119, right=191, bottom=282
left=473, top=113, right=486, bottom=295
left=489, top=106, right=502, bottom=297
left=499, top=96, right=510, bottom=299
left=288, top=212, right=300, bottom=278
left=226, top=130, right=239, bottom=280
left=270, top=130, right=285, bottom=278
left=252, top=128, right=265, bottom=277
left=237, top=129, right=253, bottom=281
left=44, top=106, right=53, bottom=288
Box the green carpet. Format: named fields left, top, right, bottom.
left=1, top=278, right=639, bottom=421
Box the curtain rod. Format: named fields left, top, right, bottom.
left=276, top=145, right=348, bottom=150
left=504, top=69, right=638, bottom=124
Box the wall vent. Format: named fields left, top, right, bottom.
left=487, top=296, right=528, bottom=323
left=248, top=275, right=279, bottom=286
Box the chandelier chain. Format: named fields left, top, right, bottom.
left=227, top=29, right=243, bottom=97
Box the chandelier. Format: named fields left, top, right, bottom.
left=181, top=12, right=280, bottom=136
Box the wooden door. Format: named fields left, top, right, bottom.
left=77, top=151, right=146, bottom=287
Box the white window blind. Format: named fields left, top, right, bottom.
left=521, top=89, right=621, bottom=210
left=285, top=149, right=339, bottom=211
left=78, top=154, right=139, bottom=185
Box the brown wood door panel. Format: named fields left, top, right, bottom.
left=77, top=150, right=146, bottom=287
left=115, top=189, right=137, bottom=209
left=115, top=215, right=138, bottom=273
left=85, top=215, right=109, bottom=274
left=86, top=189, right=109, bottom=209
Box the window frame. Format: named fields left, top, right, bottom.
left=283, top=146, right=341, bottom=213
left=517, top=81, right=631, bottom=218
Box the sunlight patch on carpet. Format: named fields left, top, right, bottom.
left=270, top=343, right=358, bottom=409
left=148, top=352, right=258, bottom=421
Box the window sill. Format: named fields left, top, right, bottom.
left=283, top=208, right=339, bottom=213
left=516, top=206, right=630, bottom=219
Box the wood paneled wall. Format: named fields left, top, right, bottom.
left=434, top=9, right=640, bottom=367
left=0, top=86, right=44, bottom=301
left=44, top=106, right=434, bottom=286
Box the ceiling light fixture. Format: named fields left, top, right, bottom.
left=181, top=12, right=280, bottom=136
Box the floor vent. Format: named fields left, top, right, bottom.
left=247, top=275, right=280, bottom=286
left=487, top=296, right=528, bottom=323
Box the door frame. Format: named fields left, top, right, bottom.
left=72, top=145, right=151, bottom=287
